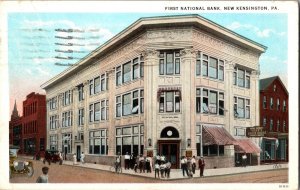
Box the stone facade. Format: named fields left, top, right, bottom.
left=42, top=15, right=266, bottom=168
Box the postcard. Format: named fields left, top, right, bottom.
left=0, top=1, right=298, bottom=190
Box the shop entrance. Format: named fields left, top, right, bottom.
left=158, top=141, right=180, bottom=169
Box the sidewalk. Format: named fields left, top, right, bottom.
left=21, top=155, right=288, bottom=180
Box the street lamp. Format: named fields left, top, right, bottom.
left=187, top=138, right=191, bottom=147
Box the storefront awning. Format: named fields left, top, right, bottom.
left=202, top=126, right=236, bottom=146
left=234, top=139, right=261, bottom=154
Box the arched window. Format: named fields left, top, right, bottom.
left=160, top=126, right=179, bottom=138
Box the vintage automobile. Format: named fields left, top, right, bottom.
left=43, top=149, right=62, bottom=165
left=9, top=148, right=34, bottom=178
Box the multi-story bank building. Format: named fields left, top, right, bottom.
left=41, top=15, right=266, bottom=169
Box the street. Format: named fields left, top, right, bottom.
left=10, top=158, right=288, bottom=183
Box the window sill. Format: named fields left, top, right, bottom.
left=196, top=76, right=224, bottom=82
left=116, top=78, right=144, bottom=88
left=115, top=114, right=144, bottom=120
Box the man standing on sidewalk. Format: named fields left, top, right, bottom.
left=80, top=152, right=85, bottom=164
left=180, top=156, right=188, bottom=177
left=198, top=156, right=205, bottom=177
left=124, top=152, right=130, bottom=170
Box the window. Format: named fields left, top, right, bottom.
left=101, top=100, right=108, bottom=120
left=116, top=56, right=144, bottom=86
left=283, top=100, right=286, bottom=112
left=277, top=98, right=280, bottom=111
left=159, top=51, right=180, bottom=75
left=196, top=89, right=201, bottom=113
left=270, top=98, right=274, bottom=109
left=62, top=133, right=72, bottom=153
left=40, top=138, right=45, bottom=151
left=197, top=88, right=224, bottom=115
left=263, top=96, right=267, bottom=109
left=94, top=77, right=100, bottom=94
left=78, top=108, right=84, bottom=126
left=89, top=129, right=108, bottom=155
left=196, top=52, right=224, bottom=81
left=49, top=97, right=57, bottom=110
left=277, top=120, right=280, bottom=132
left=78, top=85, right=84, bottom=101
left=196, top=125, right=202, bottom=156
left=123, top=62, right=131, bottom=83
left=116, top=89, right=144, bottom=117
left=116, top=125, right=144, bottom=155
left=235, top=127, right=246, bottom=136
left=49, top=135, right=57, bottom=150
left=234, top=96, right=250, bottom=119
left=62, top=111, right=72, bottom=127
left=159, top=91, right=181, bottom=113
left=62, top=90, right=72, bottom=106
left=273, top=84, right=276, bottom=92
left=90, top=75, right=107, bottom=95
left=283, top=121, right=286, bottom=132
left=89, top=104, right=94, bottom=122
left=263, top=117, right=267, bottom=127
left=50, top=115, right=58, bottom=130
left=270, top=119, right=273, bottom=131
left=94, top=102, right=100, bottom=121
left=116, top=66, right=122, bottom=86
left=234, top=67, right=251, bottom=88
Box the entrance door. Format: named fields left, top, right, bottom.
left=76, top=146, right=81, bottom=161
left=159, top=142, right=179, bottom=168
left=64, top=146, right=68, bottom=160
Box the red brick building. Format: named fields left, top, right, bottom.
left=9, top=92, right=47, bottom=156
left=259, top=76, right=288, bottom=162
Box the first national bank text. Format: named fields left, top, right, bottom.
left=165, top=6, right=271, bottom=11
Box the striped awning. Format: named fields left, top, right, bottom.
left=234, top=139, right=261, bottom=154
left=202, top=125, right=236, bottom=145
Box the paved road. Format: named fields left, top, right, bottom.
left=10, top=158, right=287, bottom=183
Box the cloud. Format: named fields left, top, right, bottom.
left=36, top=67, right=52, bottom=76
left=227, top=21, right=286, bottom=38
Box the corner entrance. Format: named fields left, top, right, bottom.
left=158, top=140, right=180, bottom=168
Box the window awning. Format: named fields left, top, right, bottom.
left=202, top=126, right=236, bottom=146
left=157, top=86, right=182, bottom=101
left=234, top=139, right=261, bottom=154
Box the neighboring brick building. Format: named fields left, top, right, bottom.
left=259, top=76, right=288, bottom=162
left=9, top=92, right=47, bottom=156
left=22, top=92, right=47, bottom=156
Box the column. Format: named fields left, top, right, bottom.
left=251, top=70, right=260, bottom=126
left=142, top=49, right=159, bottom=156
left=107, top=69, right=116, bottom=156
left=180, top=48, right=196, bottom=156
left=225, top=62, right=235, bottom=135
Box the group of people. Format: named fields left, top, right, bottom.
left=154, top=154, right=172, bottom=178
left=72, top=152, right=85, bottom=165
left=180, top=155, right=205, bottom=177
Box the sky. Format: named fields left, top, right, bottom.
left=7, top=13, right=288, bottom=115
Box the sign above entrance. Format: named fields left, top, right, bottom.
left=246, top=126, right=266, bottom=137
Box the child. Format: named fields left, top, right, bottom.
left=154, top=161, right=160, bottom=178
left=36, top=167, right=49, bottom=183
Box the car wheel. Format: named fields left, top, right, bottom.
left=27, top=166, right=34, bottom=177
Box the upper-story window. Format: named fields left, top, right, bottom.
left=116, top=56, right=144, bottom=86
left=50, top=115, right=58, bottom=130
left=270, top=97, right=274, bottom=109
left=283, top=121, right=286, bottom=132
left=263, top=96, right=267, bottom=109
left=90, top=74, right=108, bottom=95
left=263, top=116, right=267, bottom=127
left=62, top=90, right=72, bottom=106
left=283, top=100, right=286, bottom=112
left=196, top=88, right=224, bottom=115
left=159, top=51, right=180, bottom=75
left=159, top=91, right=181, bottom=113
left=277, top=120, right=280, bottom=131
left=62, top=110, right=72, bottom=128
left=49, top=97, right=57, bottom=110
left=273, top=84, right=276, bottom=92
left=78, top=108, right=84, bottom=126
left=234, top=96, right=250, bottom=119
left=233, top=67, right=250, bottom=88
left=78, top=85, right=84, bottom=102
left=116, top=89, right=144, bottom=117
left=196, top=52, right=224, bottom=81
left=270, top=118, right=273, bottom=131
left=277, top=98, right=280, bottom=111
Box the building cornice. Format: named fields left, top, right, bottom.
left=41, top=14, right=267, bottom=90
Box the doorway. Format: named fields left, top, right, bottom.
left=158, top=141, right=180, bottom=168
left=76, top=145, right=81, bottom=161
left=64, top=146, right=68, bottom=160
